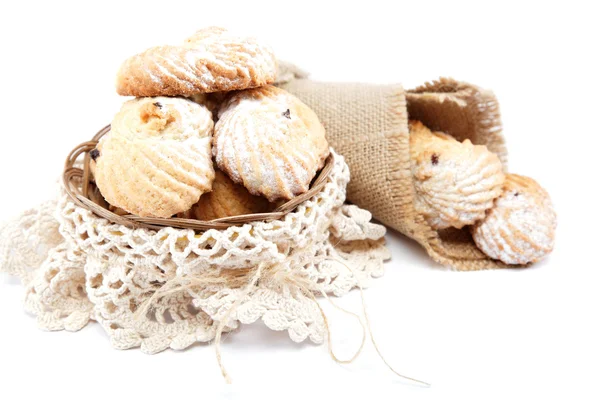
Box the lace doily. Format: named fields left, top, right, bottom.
left=1, top=151, right=390, bottom=354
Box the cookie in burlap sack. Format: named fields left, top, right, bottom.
left=280, top=75, right=514, bottom=270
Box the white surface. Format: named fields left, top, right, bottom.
left=0, top=1, right=598, bottom=398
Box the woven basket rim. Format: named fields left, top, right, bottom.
left=62, top=124, right=335, bottom=231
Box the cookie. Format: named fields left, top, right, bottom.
left=93, top=97, right=215, bottom=218
left=188, top=169, right=273, bottom=220
left=213, top=85, right=330, bottom=202
left=471, top=174, right=556, bottom=265
left=116, top=26, right=277, bottom=97
left=409, top=120, right=505, bottom=229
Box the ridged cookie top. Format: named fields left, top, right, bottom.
left=409, top=120, right=505, bottom=229
left=471, top=174, right=557, bottom=265
left=93, top=97, right=215, bottom=218
left=187, top=169, right=273, bottom=220
left=213, top=86, right=330, bottom=202
left=116, top=26, right=278, bottom=97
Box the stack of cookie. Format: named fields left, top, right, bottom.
left=91, top=27, right=330, bottom=221
left=409, top=121, right=557, bottom=265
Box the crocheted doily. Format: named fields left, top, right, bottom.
left=0, top=151, right=390, bottom=354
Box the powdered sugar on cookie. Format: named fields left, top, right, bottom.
left=471, top=174, right=557, bottom=264
left=116, top=27, right=278, bottom=96
left=213, top=86, right=330, bottom=202
left=409, top=120, right=505, bottom=229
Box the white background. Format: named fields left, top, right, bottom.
left=0, top=1, right=598, bottom=399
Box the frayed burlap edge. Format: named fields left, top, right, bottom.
left=407, top=77, right=508, bottom=168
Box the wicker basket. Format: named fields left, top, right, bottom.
left=63, top=124, right=335, bottom=231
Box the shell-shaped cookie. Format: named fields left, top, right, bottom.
left=471, top=174, right=557, bottom=265
left=409, top=120, right=505, bottom=229
left=186, top=170, right=273, bottom=220
left=213, top=86, right=330, bottom=202
left=116, top=26, right=277, bottom=97
left=93, top=97, right=215, bottom=218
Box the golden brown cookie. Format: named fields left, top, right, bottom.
left=188, top=169, right=273, bottom=220
left=213, top=85, right=330, bottom=202
left=116, top=27, right=277, bottom=97
left=93, top=97, right=215, bottom=218
left=471, top=174, right=556, bottom=265
left=409, top=120, right=505, bottom=229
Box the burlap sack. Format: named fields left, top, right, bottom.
left=280, top=77, right=512, bottom=270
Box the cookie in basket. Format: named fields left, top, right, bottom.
left=471, top=174, right=557, bottom=264
left=183, top=169, right=273, bottom=220
left=92, top=96, right=215, bottom=218
left=409, top=120, right=505, bottom=229
left=116, top=26, right=277, bottom=97
left=213, top=85, right=330, bottom=202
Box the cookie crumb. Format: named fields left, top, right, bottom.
left=282, top=109, right=291, bottom=119
left=90, top=149, right=100, bottom=161
left=431, top=154, right=439, bottom=165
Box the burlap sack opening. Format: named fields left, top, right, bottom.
left=281, top=77, right=514, bottom=271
